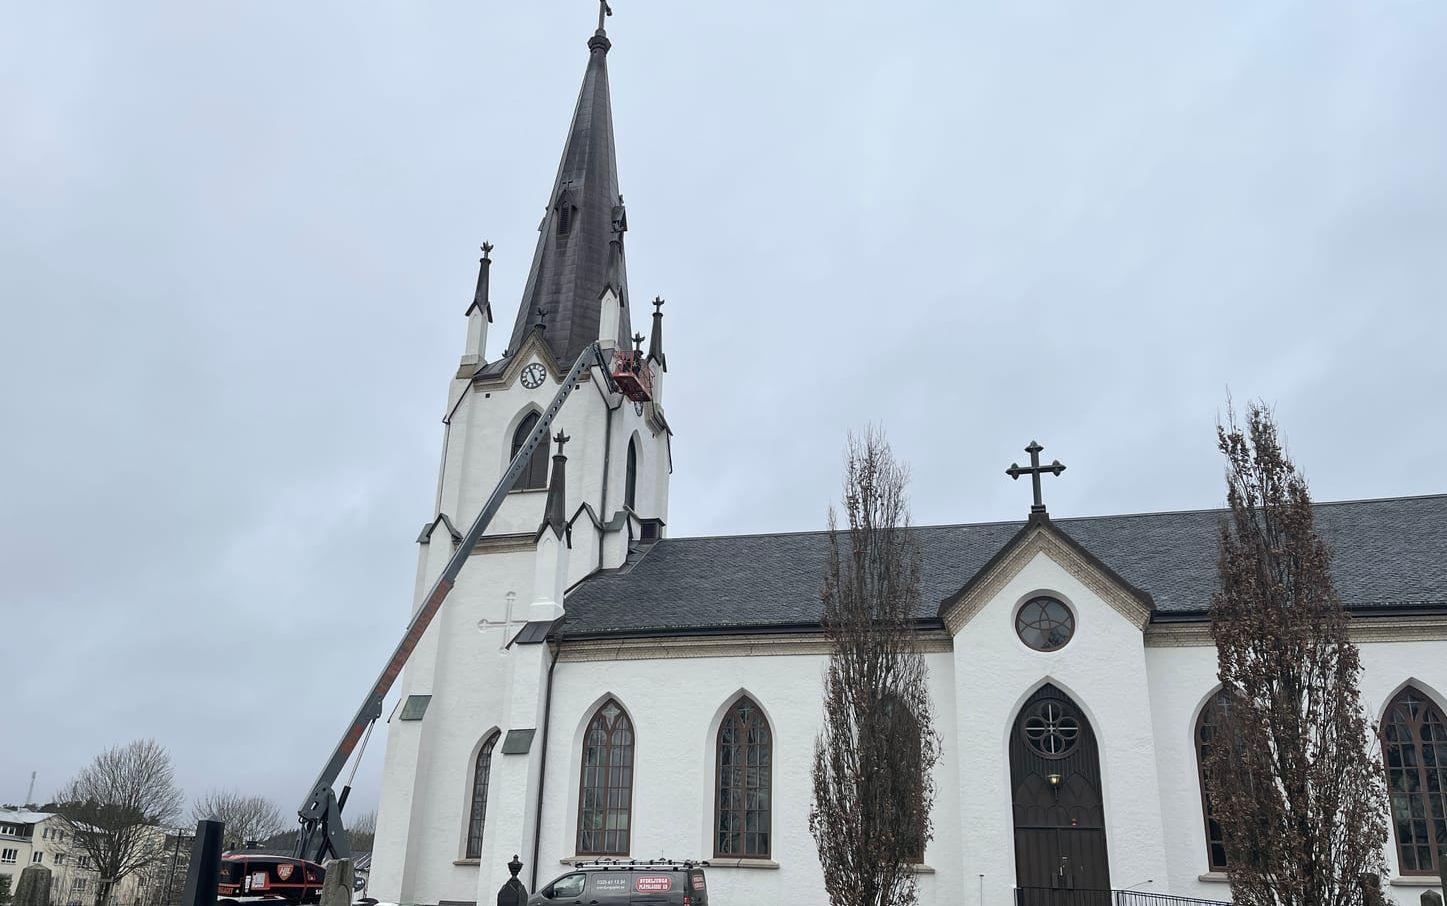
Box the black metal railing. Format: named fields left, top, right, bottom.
left=1114, top=890, right=1231, bottom=906
left=1016, top=888, right=1231, bottom=906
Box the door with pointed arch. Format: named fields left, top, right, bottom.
left=1010, top=684, right=1110, bottom=906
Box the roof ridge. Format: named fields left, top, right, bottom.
left=657, top=492, right=1447, bottom=544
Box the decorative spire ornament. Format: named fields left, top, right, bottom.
left=467, top=241, right=494, bottom=321
left=647, top=296, right=666, bottom=371
left=541, top=430, right=571, bottom=539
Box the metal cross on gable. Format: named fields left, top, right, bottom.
left=1007, top=440, right=1066, bottom=516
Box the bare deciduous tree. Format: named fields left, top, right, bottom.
left=809, top=428, right=941, bottom=906
left=346, top=809, right=376, bottom=854
left=54, top=739, right=184, bottom=906
left=191, top=791, right=286, bottom=851
left=1205, top=403, right=1389, bottom=906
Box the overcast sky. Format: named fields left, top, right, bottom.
left=3, top=1, right=1445, bottom=820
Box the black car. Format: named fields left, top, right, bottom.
left=529, top=860, right=708, bottom=906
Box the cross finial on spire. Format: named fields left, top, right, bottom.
left=652, top=296, right=664, bottom=313
left=481, top=241, right=493, bottom=259
left=632, top=331, right=645, bottom=353
left=1006, top=440, right=1066, bottom=517
left=535, top=306, right=548, bottom=332
left=597, top=0, right=613, bottom=33
left=553, top=430, right=571, bottom=455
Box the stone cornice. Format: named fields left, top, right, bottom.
left=465, top=532, right=537, bottom=555
left=941, top=524, right=1153, bottom=635
left=1144, top=613, right=1447, bottom=647
left=556, top=631, right=954, bottom=663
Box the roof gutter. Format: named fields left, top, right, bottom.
left=1149, top=601, right=1447, bottom=623
left=553, top=616, right=949, bottom=644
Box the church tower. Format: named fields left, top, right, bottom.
left=370, top=10, right=671, bottom=903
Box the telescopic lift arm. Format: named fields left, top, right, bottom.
left=293, top=341, right=615, bottom=863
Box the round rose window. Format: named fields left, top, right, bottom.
left=1016, top=596, right=1075, bottom=651
left=1021, top=699, right=1080, bottom=758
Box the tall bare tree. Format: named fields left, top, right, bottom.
left=1204, top=403, right=1389, bottom=906
left=54, top=739, right=184, bottom=906
left=191, top=791, right=286, bottom=851
left=809, top=429, right=940, bottom=906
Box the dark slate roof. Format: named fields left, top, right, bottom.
left=560, top=495, right=1447, bottom=637
left=503, top=24, right=632, bottom=369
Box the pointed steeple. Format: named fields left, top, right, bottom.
left=506, top=9, right=631, bottom=367
left=540, top=430, right=570, bottom=539
left=466, top=242, right=494, bottom=321
left=647, top=296, right=666, bottom=371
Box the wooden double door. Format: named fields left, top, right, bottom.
left=1011, top=684, right=1111, bottom=906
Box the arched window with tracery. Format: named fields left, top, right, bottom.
left=1381, top=685, right=1447, bottom=875
left=1195, top=691, right=1231, bottom=872
left=885, top=695, right=927, bottom=864
left=577, top=699, right=634, bottom=855
left=464, top=732, right=499, bottom=859
left=715, top=696, right=772, bottom=858
left=624, top=438, right=638, bottom=510
left=510, top=411, right=550, bottom=491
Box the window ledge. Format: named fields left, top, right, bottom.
left=1389, top=877, right=1441, bottom=888
left=453, top=859, right=480, bottom=867
left=707, top=859, right=779, bottom=870
left=907, top=863, right=935, bottom=875
left=507, top=488, right=547, bottom=496
left=1197, top=873, right=1229, bottom=884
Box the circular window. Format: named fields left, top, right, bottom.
left=1021, top=699, right=1080, bottom=758
left=1016, top=596, right=1075, bottom=651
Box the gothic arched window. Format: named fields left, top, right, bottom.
left=464, top=732, right=499, bottom=859
left=885, top=695, right=927, bottom=864
left=1195, top=691, right=1231, bottom=872
left=624, top=438, right=638, bottom=510
left=1381, top=686, right=1447, bottom=875
left=511, top=411, right=550, bottom=491
left=715, top=696, right=772, bottom=858
left=577, top=699, right=634, bottom=856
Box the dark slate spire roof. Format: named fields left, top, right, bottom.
left=466, top=242, right=493, bottom=320
left=505, top=20, right=631, bottom=368
left=540, top=431, right=571, bottom=539
left=560, top=494, right=1447, bottom=637
left=647, top=296, right=666, bottom=370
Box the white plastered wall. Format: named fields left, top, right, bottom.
left=532, top=650, right=962, bottom=905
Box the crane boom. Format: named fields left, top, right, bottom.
left=293, top=341, right=615, bottom=863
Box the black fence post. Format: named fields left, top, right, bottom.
left=179, top=821, right=223, bottom=906
left=495, top=855, right=528, bottom=906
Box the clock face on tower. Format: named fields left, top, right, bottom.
left=520, top=363, right=546, bottom=389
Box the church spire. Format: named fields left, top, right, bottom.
left=506, top=5, right=630, bottom=367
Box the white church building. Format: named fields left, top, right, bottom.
left=370, top=14, right=1447, bottom=906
